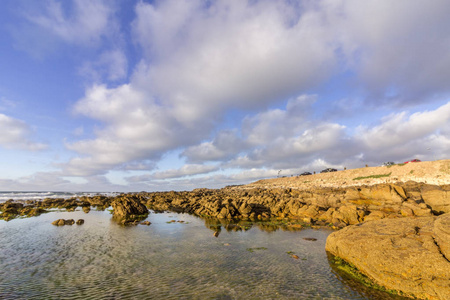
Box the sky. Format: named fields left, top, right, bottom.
left=0, top=0, right=449, bottom=192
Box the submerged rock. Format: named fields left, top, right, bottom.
left=326, top=213, right=450, bottom=300
left=51, top=219, right=75, bottom=226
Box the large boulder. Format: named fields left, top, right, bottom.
left=326, top=214, right=450, bottom=300
left=111, top=195, right=149, bottom=223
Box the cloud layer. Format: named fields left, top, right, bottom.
left=1, top=0, right=449, bottom=191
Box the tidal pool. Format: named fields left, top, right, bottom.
left=0, top=209, right=407, bottom=299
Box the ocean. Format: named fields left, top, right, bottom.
left=0, top=191, right=120, bottom=203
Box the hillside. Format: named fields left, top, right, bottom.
left=243, top=159, right=450, bottom=190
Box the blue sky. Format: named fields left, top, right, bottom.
left=0, top=0, right=449, bottom=192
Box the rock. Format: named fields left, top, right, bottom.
left=433, top=213, right=450, bottom=259
left=64, top=219, right=75, bottom=225
left=303, top=237, right=317, bottom=241
left=421, top=185, right=450, bottom=214
left=76, top=219, right=84, bottom=225
left=332, top=205, right=363, bottom=225
left=52, top=219, right=65, bottom=226
left=111, top=195, right=149, bottom=222
left=302, top=217, right=312, bottom=224
left=363, top=210, right=386, bottom=222
left=140, top=221, right=151, bottom=226
left=51, top=219, right=75, bottom=226
left=326, top=214, right=450, bottom=300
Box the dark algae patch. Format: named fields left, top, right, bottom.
left=328, top=255, right=409, bottom=299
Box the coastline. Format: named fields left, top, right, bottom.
left=1, top=159, right=449, bottom=299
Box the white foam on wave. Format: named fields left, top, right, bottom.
left=0, top=191, right=120, bottom=202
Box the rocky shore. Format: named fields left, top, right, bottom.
left=0, top=160, right=449, bottom=299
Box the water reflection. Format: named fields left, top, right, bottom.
left=202, top=217, right=309, bottom=237
left=0, top=209, right=407, bottom=300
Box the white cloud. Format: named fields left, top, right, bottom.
left=242, top=95, right=316, bottom=145
left=146, top=164, right=219, bottom=180
left=25, top=0, right=115, bottom=46
left=65, top=84, right=208, bottom=175
left=132, top=0, right=336, bottom=120
left=59, top=0, right=450, bottom=186
left=182, top=130, right=245, bottom=163
left=357, top=102, right=450, bottom=150
left=321, top=0, right=450, bottom=104
left=0, top=113, right=47, bottom=151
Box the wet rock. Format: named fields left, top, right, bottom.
left=111, top=195, right=149, bottom=223
left=52, top=219, right=65, bottom=226
left=326, top=214, right=450, bottom=300
left=65, top=219, right=75, bottom=225
left=140, top=221, right=151, bottom=226
left=76, top=219, right=84, bottom=225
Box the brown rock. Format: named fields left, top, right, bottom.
left=433, top=213, right=450, bottom=259
left=363, top=210, right=386, bottom=222
left=421, top=185, right=450, bottom=213
left=326, top=214, right=450, bottom=300
left=111, top=195, right=149, bottom=221
left=76, top=219, right=84, bottom=225
left=64, top=219, right=75, bottom=225
left=52, top=219, right=65, bottom=226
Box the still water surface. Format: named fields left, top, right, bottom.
left=0, top=209, right=407, bottom=299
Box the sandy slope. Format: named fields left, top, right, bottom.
left=244, top=159, right=450, bottom=190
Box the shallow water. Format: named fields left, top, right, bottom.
left=0, top=209, right=407, bottom=299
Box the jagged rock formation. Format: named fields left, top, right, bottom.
left=326, top=213, right=450, bottom=300
left=139, top=182, right=448, bottom=228
left=111, top=195, right=149, bottom=224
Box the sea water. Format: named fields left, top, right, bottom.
left=0, top=191, right=120, bottom=203
left=0, top=209, right=408, bottom=299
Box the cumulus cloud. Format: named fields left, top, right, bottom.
left=0, top=113, right=47, bottom=151
left=60, top=0, right=450, bottom=186
left=356, top=101, right=450, bottom=162
left=65, top=83, right=209, bottom=175
left=65, top=1, right=339, bottom=176
left=357, top=102, right=450, bottom=149
left=132, top=0, right=337, bottom=119
left=182, top=130, right=245, bottom=163
left=321, top=0, right=450, bottom=105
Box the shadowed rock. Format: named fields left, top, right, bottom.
left=111, top=195, right=149, bottom=224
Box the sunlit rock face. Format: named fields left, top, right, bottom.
left=326, top=213, right=450, bottom=300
